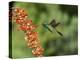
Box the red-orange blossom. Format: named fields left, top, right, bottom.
left=12, top=8, right=44, bottom=57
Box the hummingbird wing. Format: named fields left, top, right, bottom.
left=42, top=24, right=53, bottom=33
left=49, top=19, right=58, bottom=28
left=49, top=19, right=56, bottom=25
left=55, top=23, right=60, bottom=27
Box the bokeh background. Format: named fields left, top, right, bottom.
left=9, top=1, right=78, bottom=58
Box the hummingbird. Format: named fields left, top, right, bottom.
left=42, top=19, right=63, bottom=36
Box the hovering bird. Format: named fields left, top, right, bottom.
left=42, top=19, right=63, bottom=36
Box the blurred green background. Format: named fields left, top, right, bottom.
left=9, top=1, right=78, bottom=58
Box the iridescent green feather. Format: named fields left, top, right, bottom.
left=42, top=23, right=53, bottom=33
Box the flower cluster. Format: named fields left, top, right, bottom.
left=12, top=8, right=44, bottom=57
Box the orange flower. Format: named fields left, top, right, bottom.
left=32, top=46, right=44, bottom=56
left=16, top=18, right=24, bottom=24
left=25, top=20, right=32, bottom=26
left=12, top=8, right=44, bottom=57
